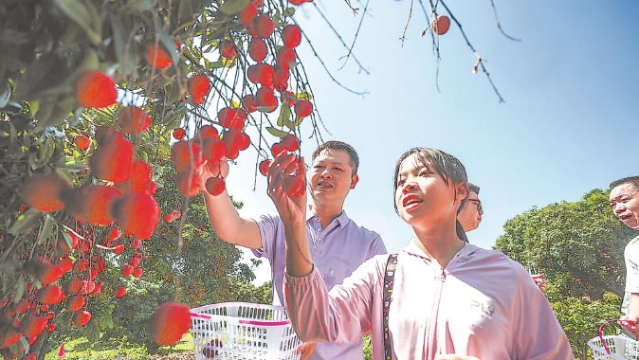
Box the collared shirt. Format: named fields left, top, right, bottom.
left=284, top=242, right=575, bottom=360
left=253, top=210, right=387, bottom=360
left=622, top=235, right=639, bottom=316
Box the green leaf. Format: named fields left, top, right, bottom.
left=219, top=0, right=250, bottom=15
left=8, top=208, right=42, bottom=236
left=294, top=116, right=305, bottom=127
left=266, top=126, right=289, bottom=138
left=283, top=7, right=296, bottom=17
left=14, top=276, right=25, bottom=303
left=277, top=105, right=291, bottom=127
left=0, top=83, right=10, bottom=108
left=126, top=0, right=155, bottom=12
left=54, top=0, right=102, bottom=45
left=38, top=214, right=56, bottom=246
left=178, top=0, right=200, bottom=24
left=110, top=15, right=138, bottom=77
left=61, top=231, right=74, bottom=250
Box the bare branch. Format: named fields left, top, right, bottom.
left=489, top=0, right=521, bottom=42
left=338, top=0, right=370, bottom=71
left=311, top=2, right=370, bottom=75
left=400, top=0, right=415, bottom=46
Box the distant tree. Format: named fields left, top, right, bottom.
left=495, top=188, right=638, bottom=359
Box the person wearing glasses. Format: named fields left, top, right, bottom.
left=267, top=147, right=574, bottom=359
left=457, top=183, right=547, bottom=291
left=457, top=183, right=483, bottom=233
left=609, top=176, right=639, bottom=338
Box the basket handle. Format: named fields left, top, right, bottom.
left=190, top=312, right=290, bottom=327
left=597, top=319, right=636, bottom=355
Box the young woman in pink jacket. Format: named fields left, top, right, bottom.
left=266, top=147, right=575, bottom=360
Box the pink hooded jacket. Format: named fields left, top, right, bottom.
left=284, top=242, right=575, bottom=359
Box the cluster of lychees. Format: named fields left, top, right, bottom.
left=169, top=0, right=314, bottom=201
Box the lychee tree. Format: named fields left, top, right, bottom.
left=0, top=0, right=513, bottom=357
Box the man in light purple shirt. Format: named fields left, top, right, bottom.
left=199, top=140, right=387, bottom=360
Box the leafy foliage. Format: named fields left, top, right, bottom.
left=495, top=189, right=639, bottom=359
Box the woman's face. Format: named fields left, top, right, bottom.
left=394, top=153, right=464, bottom=225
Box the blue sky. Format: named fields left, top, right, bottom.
left=224, top=1, right=639, bottom=284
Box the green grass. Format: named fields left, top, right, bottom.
left=43, top=332, right=195, bottom=360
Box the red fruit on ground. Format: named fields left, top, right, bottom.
left=255, top=87, right=278, bottom=113
left=113, top=193, right=160, bottom=240
left=117, top=106, right=152, bottom=135
left=130, top=257, right=141, bottom=267
left=248, top=37, right=268, bottom=62
left=219, top=39, right=237, bottom=59
left=144, top=43, right=172, bottom=69
left=281, top=134, right=299, bottom=152
left=21, top=173, right=72, bottom=212
left=270, top=143, right=285, bottom=157
left=187, top=75, right=211, bottom=105
left=132, top=267, right=144, bottom=278
left=171, top=210, right=182, bottom=219
left=37, top=285, right=65, bottom=305
left=205, top=177, right=226, bottom=196
left=73, top=311, right=92, bottom=327
left=122, top=264, right=134, bottom=277
left=431, top=14, right=451, bottom=35
left=172, top=127, right=187, bottom=140
left=23, top=354, right=37, bottom=360
left=176, top=170, right=202, bottom=197
left=149, top=302, right=192, bottom=346
left=294, top=99, right=313, bottom=118
left=239, top=2, right=258, bottom=26
left=74, top=70, right=117, bottom=109
left=242, top=94, right=259, bottom=113
left=259, top=160, right=271, bottom=176
left=46, top=323, right=57, bottom=332
left=171, top=140, right=204, bottom=172
left=89, top=130, right=134, bottom=183
left=115, top=286, right=127, bottom=299
left=282, top=25, right=302, bottom=48
left=74, top=135, right=91, bottom=150
left=253, top=14, right=275, bottom=38
left=66, top=296, right=85, bottom=312
left=19, top=314, right=48, bottom=338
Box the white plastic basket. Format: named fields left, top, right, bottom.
left=588, top=335, right=639, bottom=360
left=190, top=302, right=302, bottom=360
